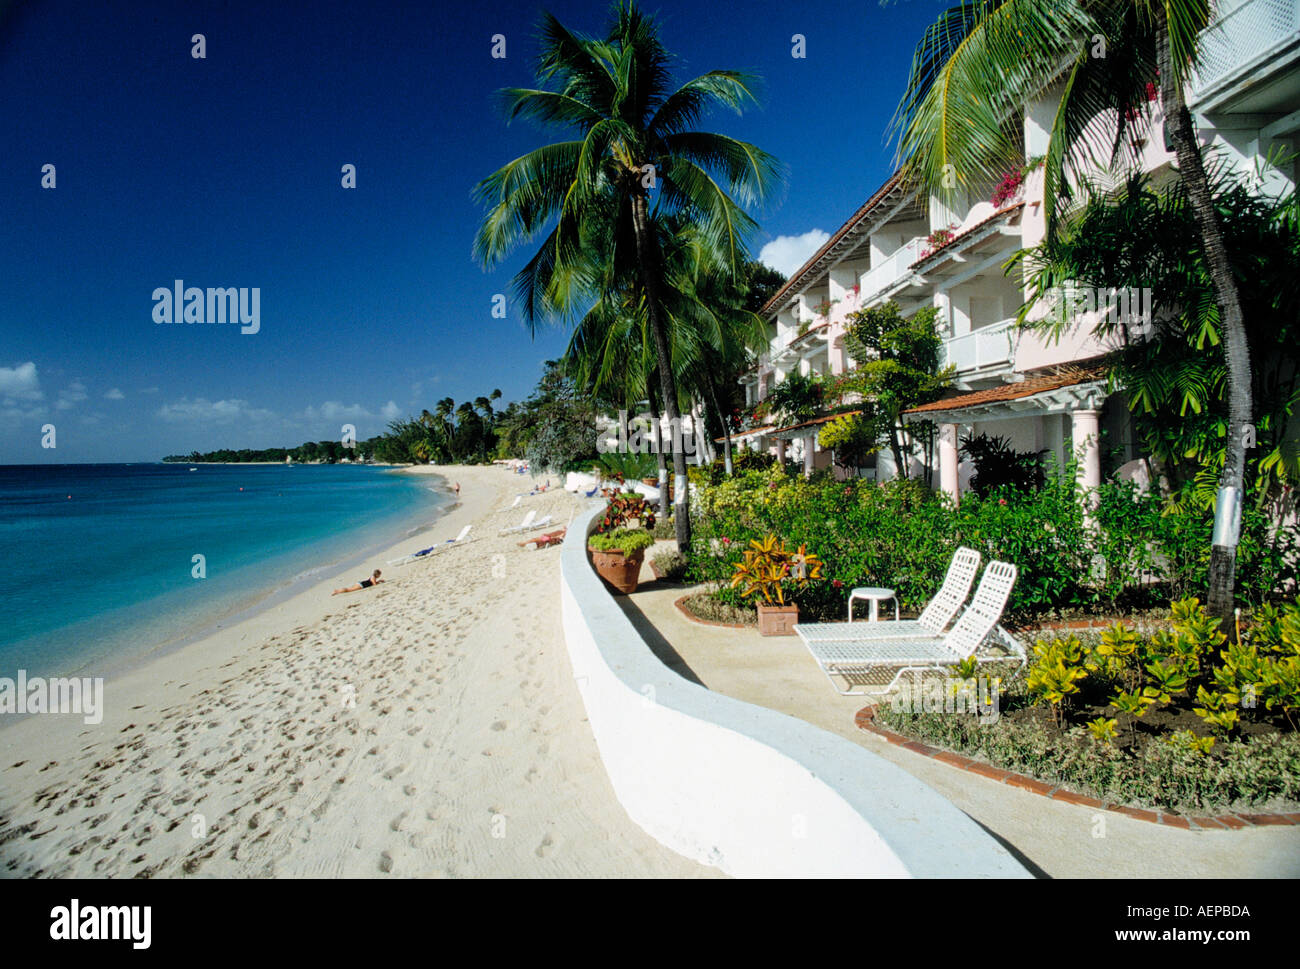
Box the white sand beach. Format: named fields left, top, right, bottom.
left=0, top=465, right=717, bottom=878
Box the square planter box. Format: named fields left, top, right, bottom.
left=757, top=602, right=799, bottom=636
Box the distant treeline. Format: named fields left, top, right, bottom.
left=162, top=439, right=385, bottom=464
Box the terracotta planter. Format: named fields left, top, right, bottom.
left=757, top=602, right=799, bottom=637
left=642, top=477, right=658, bottom=487
left=589, top=547, right=646, bottom=595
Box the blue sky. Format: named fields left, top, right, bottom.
left=0, top=0, right=948, bottom=462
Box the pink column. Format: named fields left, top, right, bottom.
left=1072, top=409, right=1102, bottom=518
left=939, top=423, right=960, bottom=504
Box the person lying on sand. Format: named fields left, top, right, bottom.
left=332, top=569, right=384, bottom=595
left=519, top=528, right=566, bottom=549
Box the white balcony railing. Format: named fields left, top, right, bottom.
left=859, top=237, right=927, bottom=303
left=942, top=318, right=1016, bottom=373
left=1191, top=0, right=1300, bottom=101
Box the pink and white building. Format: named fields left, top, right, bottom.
left=733, top=0, right=1299, bottom=500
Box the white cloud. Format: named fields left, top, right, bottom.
left=158, top=397, right=276, bottom=424
left=0, top=362, right=43, bottom=402
left=759, top=229, right=829, bottom=277
left=303, top=400, right=403, bottom=423
left=55, top=381, right=89, bottom=411
left=104, top=388, right=125, bottom=400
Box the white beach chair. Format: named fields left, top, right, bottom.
left=498, top=510, right=537, bottom=535
left=387, top=525, right=473, bottom=566
left=803, top=546, right=982, bottom=642
left=519, top=514, right=553, bottom=532
left=795, top=560, right=1024, bottom=696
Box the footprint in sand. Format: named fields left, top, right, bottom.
left=535, top=833, right=554, bottom=858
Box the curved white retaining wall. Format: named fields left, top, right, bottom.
left=561, top=504, right=1031, bottom=877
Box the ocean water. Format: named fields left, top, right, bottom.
left=0, top=463, right=450, bottom=678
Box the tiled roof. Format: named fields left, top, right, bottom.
left=904, top=365, right=1107, bottom=415
left=909, top=201, right=1025, bottom=270
left=759, top=172, right=906, bottom=317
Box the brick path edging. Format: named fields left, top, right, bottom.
left=854, top=705, right=1300, bottom=831
left=671, top=593, right=754, bottom=630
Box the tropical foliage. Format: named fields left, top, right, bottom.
left=473, top=0, right=782, bottom=548
left=689, top=464, right=1298, bottom=620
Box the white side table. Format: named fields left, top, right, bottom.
left=848, top=586, right=899, bottom=622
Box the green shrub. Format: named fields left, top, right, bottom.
left=651, top=547, right=689, bottom=582
left=587, top=528, right=655, bottom=554
left=688, top=466, right=1298, bottom=620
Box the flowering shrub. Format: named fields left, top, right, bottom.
left=688, top=465, right=1298, bottom=620
left=596, top=491, right=656, bottom=534
left=918, top=225, right=958, bottom=260
left=991, top=169, right=1023, bottom=207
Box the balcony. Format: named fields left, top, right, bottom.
left=859, top=237, right=927, bottom=303
left=1190, top=0, right=1300, bottom=109
left=942, top=318, right=1016, bottom=374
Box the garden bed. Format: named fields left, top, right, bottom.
left=870, top=602, right=1300, bottom=816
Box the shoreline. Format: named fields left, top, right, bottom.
left=0, top=464, right=716, bottom=877
left=0, top=464, right=458, bottom=695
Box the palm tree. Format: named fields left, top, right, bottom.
left=472, top=0, right=782, bottom=548
left=892, top=0, right=1251, bottom=621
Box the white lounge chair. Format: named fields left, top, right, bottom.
left=795, top=560, right=1024, bottom=696
left=499, top=510, right=537, bottom=535
left=387, top=525, right=473, bottom=566
left=806, top=546, right=982, bottom=642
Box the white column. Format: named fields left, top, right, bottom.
left=1072, top=408, right=1102, bottom=512
left=939, top=422, right=959, bottom=503
left=804, top=434, right=815, bottom=477
left=775, top=438, right=786, bottom=464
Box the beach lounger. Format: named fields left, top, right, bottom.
left=499, top=510, right=537, bottom=535
left=795, top=560, right=1024, bottom=696
left=387, top=525, right=473, bottom=566
left=520, top=514, right=553, bottom=532
left=805, top=546, right=981, bottom=641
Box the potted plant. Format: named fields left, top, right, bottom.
left=729, top=534, right=823, bottom=636
left=588, top=527, right=656, bottom=595
left=587, top=493, right=659, bottom=594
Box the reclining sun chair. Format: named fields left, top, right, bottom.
left=794, top=560, right=1024, bottom=696
left=387, top=525, right=473, bottom=566
left=498, top=510, right=537, bottom=535
left=836, top=546, right=981, bottom=639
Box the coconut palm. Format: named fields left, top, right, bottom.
left=472, top=0, right=782, bottom=547
left=892, top=0, right=1251, bottom=620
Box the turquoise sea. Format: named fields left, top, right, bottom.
left=0, top=463, right=449, bottom=678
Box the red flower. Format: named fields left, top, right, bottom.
left=832, top=579, right=843, bottom=590
left=998, top=498, right=1007, bottom=506
left=722, top=536, right=731, bottom=545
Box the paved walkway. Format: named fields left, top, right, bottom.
left=621, top=544, right=1300, bottom=878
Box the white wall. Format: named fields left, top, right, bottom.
left=559, top=504, right=1032, bottom=877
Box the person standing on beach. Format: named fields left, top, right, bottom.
left=454, top=481, right=460, bottom=497
left=332, top=569, right=383, bottom=595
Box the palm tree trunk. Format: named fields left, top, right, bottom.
left=647, top=389, right=669, bottom=522
left=631, top=192, right=691, bottom=549
left=1157, top=13, right=1252, bottom=626
left=704, top=373, right=734, bottom=475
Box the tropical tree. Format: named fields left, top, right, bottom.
left=472, top=0, right=782, bottom=547
left=892, top=0, right=1251, bottom=620
left=841, top=301, right=952, bottom=479
left=1016, top=161, right=1299, bottom=507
